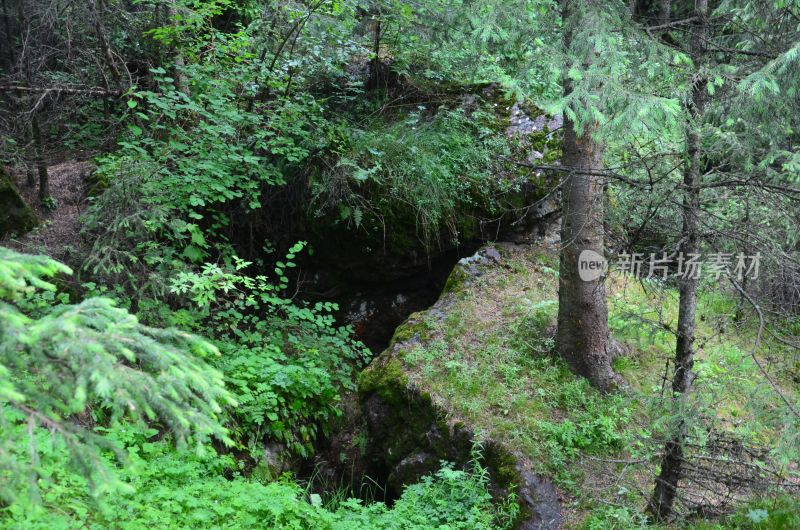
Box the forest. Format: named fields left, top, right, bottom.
left=0, top=0, right=799, bottom=528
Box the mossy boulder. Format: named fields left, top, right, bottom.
left=304, top=89, right=561, bottom=281
left=357, top=245, right=562, bottom=529
left=0, top=167, right=38, bottom=239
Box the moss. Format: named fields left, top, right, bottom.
left=484, top=445, right=522, bottom=493
left=528, top=131, right=549, bottom=153
left=358, top=356, right=408, bottom=407
left=357, top=243, right=796, bottom=526
left=389, top=313, right=434, bottom=345
left=0, top=168, right=38, bottom=238
left=441, top=266, right=471, bottom=295
left=527, top=125, right=563, bottom=167
left=84, top=167, right=109, bottom=197
left=542, top=148, right=562, bottom=164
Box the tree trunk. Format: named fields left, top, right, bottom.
left=556, top=112, right=617, bottom=391
left=370, top=17, right=382, bottom=89
left=648, top=0, right=708, bottom=521
left=26, top=165, right=35, bottom=187
left=1, top=0, right=14, bottom=67
left=89, top=0, right=121, bottom=88
left=167, top=2, right=190, bottom=95
left=25, top=122, right=35, bottom=187
left=31, top=112, right=49, bottom=203
left=657, top=0, right=671, bottom=26
left=734, top=202, right=750, bottom=322
left=555, top=0, right=616, bottom=392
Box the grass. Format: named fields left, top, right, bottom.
left=381, top=243, right=799, bottom=528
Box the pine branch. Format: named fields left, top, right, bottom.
left=645, top=17, right=699, bottom=32
left=708, top=46, right=778, bottom=59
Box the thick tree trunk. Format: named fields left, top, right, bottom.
left=648, top=0, right=707, bottom=521
left=556, top=112, right=617, bottom=391
left=555, top=0, right=616, bottom=392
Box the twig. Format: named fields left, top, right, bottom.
left=729, top=278, right=800, bottom=419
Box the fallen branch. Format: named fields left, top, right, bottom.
left=0, top=85, right=122, bottom=96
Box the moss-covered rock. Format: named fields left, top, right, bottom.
left=305, top=88, right=561, bottom=275
left=355, top=241, right=795, bottom=528
left=357, top=244, right=563, bottom=529
left=0, top=167, right=38, bottom=238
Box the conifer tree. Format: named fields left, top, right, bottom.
left=648, top=0, right=707, bottom=520
left=553, top=0, right=677, bottom=390
left=555, top=0, right=618, bottom=392
left=0, top=247, right=235, bottom=501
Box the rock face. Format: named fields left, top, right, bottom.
left=0, top=167, right=38, bottom=239
left=358, top=245, right=563, bottom=529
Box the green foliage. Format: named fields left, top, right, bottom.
left=167, top=244, right=369, bottom=457
left=1, top=421, right=515, bottom=530
left=690, top=496, right=800, bottom=530
left=0, top=249, right=70, bottom=301
left=5, top=0, right=800, bottom=526
left=523, top=358, right=633, bottom=480
left=0, top=247, right=234, bottom=502
left=313, top=106, right=514, bottom=250
left=581, top=505, right=650, bottom=530
left=552, top=0, right=683, bottom=143
left=123, top=65, right=322, bottom=215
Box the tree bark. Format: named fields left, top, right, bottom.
left=657, top=0, right=671, bottom=26
left=1, top=0, right=14, bottom=68
left=24, top=121, right=35, bottom=187
left=25, top=164, right=35, bottom=187
left=648, top=0, right=708, bottom=521
left=369, top=17, right=382, bottom=90
left=555, top=0, right=617, bottom=392
left=31, top=112, right=49, bottom=203
left=166, top=2, right=190, bottom=95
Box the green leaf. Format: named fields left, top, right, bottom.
left=183, top=245, right=203, bottom=262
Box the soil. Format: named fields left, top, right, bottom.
left=5, top=160, right=92, bottom=266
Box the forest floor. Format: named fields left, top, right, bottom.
left=7, top=160, right=91, bottom=266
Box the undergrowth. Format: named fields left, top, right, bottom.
left=0, top=420, right=517, bottom=530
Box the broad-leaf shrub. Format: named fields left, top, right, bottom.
left=169, top=244, right=370, bottom=457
